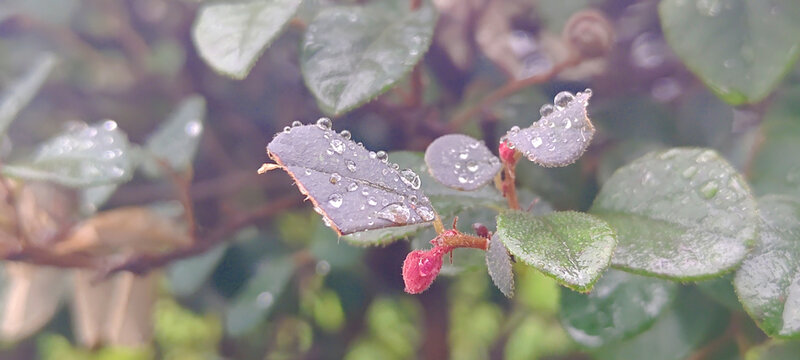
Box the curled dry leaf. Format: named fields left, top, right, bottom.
left=17, top=181, right=78, bottom=247
left=0, top=263, right=67, bottom=342
left=54, top=207, right=191, bottom=256
left=424, top=134, right=502, bottom=191
left=266, top=120, right=436, bottom=235
left=562, top=9, right=615, bottom=59
left=504, top=89, right=595, bottom=167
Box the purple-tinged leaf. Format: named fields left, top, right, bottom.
left=424, top=134, right=502, bottom=191
left=505, top=89, right=595, bottom=167
left=486, top=233, right=514, bottom=298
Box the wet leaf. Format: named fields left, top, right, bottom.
left=659, top=0, right=800, bottom=104
left=746, top=340, right=800, bottom=360
left=495, top=210, right=616, bottom=292
left=486, top=233, right=514, bottom=298
left=300, top=0, right=435, bottom=115
left=167, top=244, right=228, bottom=297
left=590, top=148, right=758, bottom=280
left=424, top=134, right=501, bottom=191
left=734, top=195, right=800, bottom=338
left=267, top=123, right=436, bottom=235
left=141, top=95, right=206, bottom=177
left=0, top=53, right=57, bottom=136
left=504, top=89, right=595, bottom=167
left=560, top=269, right=677, bottom=348
left=192, top=0, right=302, bottom=79
left=342, top=223, right=429, bottom=246
left=225, top=255, right=294, bottom=336
left=0, top=263, right=66, bottom=342
left=3, top=121, right=134, bottom=188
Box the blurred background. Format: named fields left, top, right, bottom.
left=0, top=0, right=797, bottom=359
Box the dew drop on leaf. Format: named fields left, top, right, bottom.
left=328, top=193, right=343, bottom=208
left=316, top=117, right=332, bottom=130
left=376, top=203, right=412, bottom=224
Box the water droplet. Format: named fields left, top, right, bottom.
left=102, top=150, right=116, bottom=159
left=283, top=126, right=291, bottom=133
left=458, top=151, right=469, bottom=160
left=695, top=151, right=715, bottom=163
left=315, top=261, right=331, bottom=275
left=466, top=160, right=479, bottom=172
left=409, top=195, right=418, bottom=204
left=256, top=292, right=273, bottom=308
left=391, top=163, right=400, bottom=170
left=329, top=173, right=341, bottom=184
left=539, top=104, right=555, bottom=117
left=102, top=120, right=118, bottom=131
left=700, top=181, right=719, bottom=199
left=682, top=166, right=698, bottom=178
left=415, top=206, right=435, bottom=222
left=328, top=193, right=343, bottom=208
left=330, top=139, right=345, bottom=154
left=291, top=120, right=303, bottom=127
left=367, top=197, right=377, bottom=206
left=564, top=118, right=572, bottom=129
left=531, top=137, right=543, bottom=148
left=185, top=121, right=202, bottom=136
left=305, top=169, right=312, bottom=175
left=399, top=169, right=421, bottom=189
left=376, top=151, right=388, bottom=163
left=458, top=175, right=469, bottom=184
left=369, top=151, right=377, bottom=159
left=340, top=130, right=351, bottom=140
left=347, top=182, right=358, bottom=192
left=554, top=91, right=575, bottom=109
left=345, top=159, right=357, bottom=172
left=376, top=203, right=412, bottom=224
left=316, top=117, right=332, bottom=130
left=509, top=126, right=520, bottom=135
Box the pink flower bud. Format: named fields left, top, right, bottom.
left=402, top=245, right=451, bottom=294
left=499, top=141, right=516, bottom=164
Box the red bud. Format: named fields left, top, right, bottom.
left=402, top=245, right=451, bottom=294
left=499, top=141, right=517, bottom=164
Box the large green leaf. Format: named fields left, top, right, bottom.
left=225, top=255, right=294, bottom=336
left=300, top=0, right=435, bottom=116
left=167, top=244, right=228, bottom=297
left=659, top=0, right=800, bottom=104
left=192, top=0, right=302, bottom=79
left=0, top=53, right=57, bottom=136
left=141, top=95, right=206, bottom=177
left=734, top=195, right=800, bottom=338
left=590, top=148, right=758, bottom=280
left=750, top=85, right=800, bottom=198
left=495, top=210, right=616, bottom=292
left=746, top=341, right=800, bottom=360
left=3, top=121, right=134, bottom=188
left=560, top=269, right=677, bottom=348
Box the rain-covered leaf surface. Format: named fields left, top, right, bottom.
left=590, top=148, right=758, bottom=280
left=593, top=289, right=727, bottom=360
left=504, top=89, right=595, bottom=167
left=141, top=95, right=206, bottom=177
left=225, top=255, right=293, bottom=336
left=167, top=244, right=228, bottom=297
left=192, top=0, right=302, bottom=79
left=486, top=233, right=514, bottom=298
left=734, top=195, right=800, bottom=338
left=560, top=269, right=677, bottom=348
left=3, top=120, right=134, bottom=188
left=495, top=210, right=616, bottom=292
left=300, top=0, right=435, bottom=115
left=0, top=53, right=57, bottom=136
left=659, top=0, right=800, bottom=104
left=267, top=122, right=435, bottom=235
left=424, top=134, right=501, bottom=191
left=745, top=341, right=800, bottom=360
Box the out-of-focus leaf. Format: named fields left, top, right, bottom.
left=559, top=269, right=677, bottom=347
left=486, top=233, right=513, bottom=298
left=734, top=195, right=800, bottom=338
left=154, top=298, right=222, bottom=353
left=504, top=315, right=571, bottom=360
left=424, top=134, right=501, bottom=191
left=3, top=121, right=134, bottom=188
left=80, top=184, right=118, bottom=215
left=505, top=89, right=595, bottom=167
left=342, top=223, right=429, bottom=246
left=300, top=0, right=435, bottom=115
left=750, top=86, right=800, bottom=197
left=746, top=341, right=800, bottom=360
left=495, top=210, right=616, bottom=292
left=0, top=263, right=66, bottom=342
left=697, top=275, right=742, bottom=311
left=225, top=255, right=294, bottom=336
left=659, top=0, right=800, bottom=104
left=516, top=265, right=560, bottom=314
left=16, top=181, right=77, bottom=247
left=0, top=53, right=57, bottom=136
left=54, top=206, right=191, bottom=256
left=590, top=148, right=758, bottom=280
left=596, top=140, right=665, bottom=186
left=536, top=0, right=590, bottom=32
left=267, top=123, right=436, bottom=235
left=593, top=289, right=727, bottom=360
left=167, top=244, right=228, bottom=297
left=310, top=221, right=364, bottom=267
left=192, top=0, right=302, bottom=79
left=141, top=95, right=206, bottom=177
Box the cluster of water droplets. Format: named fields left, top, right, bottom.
left=451, top=140, right=500, bottom=186
left=36, top=120, right=129, bottom=180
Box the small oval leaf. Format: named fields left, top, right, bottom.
left=266, top=123, right=435, bottom=235
left=590, top=148, right=758, bottom=280
left=141, top=95, right=206, bottom=177
left=225, top=256, right=294, bottom=336
left=486, top=233, right=514, bottom=298
left=505, top=89, right=595, bottom=167
left=495, top=210, right=616, bottom=292
left=424, top=134, right=502, bottom=191
left=0, top=53, right=57, bottom=136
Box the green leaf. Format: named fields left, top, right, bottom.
left=495, top=210, right=616, bottom=292
left=0, top=53, right=57, bottom=136
left=225, top=255, right=294, bottom=336
left=300, top=0, right=436, bottom=115
left=696, top=275, right=743, bottom=311
left=3, top=120, right=134, bottom=188
left=192, top=0, right=302, bottom=79
left=746, top=341, right=800, bottom=360
left=590, top=148, right=758, bottom=280
left=560, top=269, right=677, bottom=348
left=141, top=95, right=206, bottom=177
left=659, top=0, right=800, bottom=104
left=167, top=244, right=228, bottom=297
left=594, top=289, right=728, bottom=360
left=734, top=195, right=800, bottom=338
left=486, top=233, right=514, bottom=298
left=750, top=86, right=800, bottom=197
left=341, top=223, right=429, bottom=246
